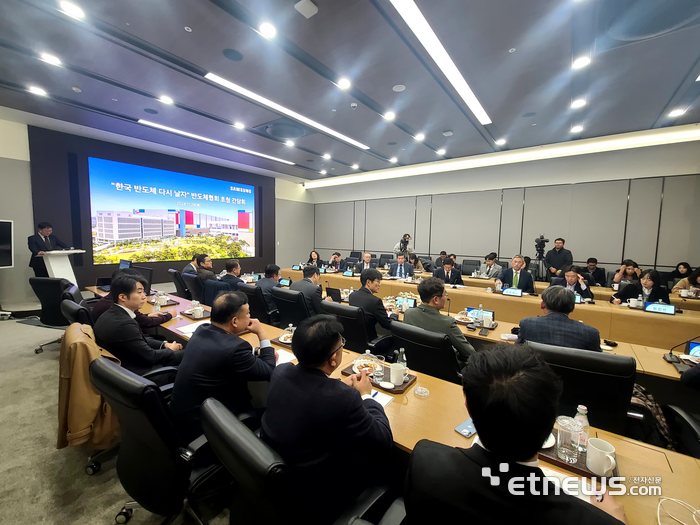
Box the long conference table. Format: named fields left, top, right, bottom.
left=109, top=291, right=700, bottom=525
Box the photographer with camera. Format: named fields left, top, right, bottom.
left=544, top=238, right=573, bottom=279
left=393, top=233, right=413, bottom=258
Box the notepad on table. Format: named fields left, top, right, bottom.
left=370, top=390, right=394, bottom=408
left=176, top=320, right=211, bottom=335
left=276, top=349, right=296, bottom=366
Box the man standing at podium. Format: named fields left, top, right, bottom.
left=27, top=222, right=69, bottom=277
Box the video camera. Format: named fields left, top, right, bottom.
left=534, top=235, right=549, bottom=258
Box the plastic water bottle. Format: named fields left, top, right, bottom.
left=397, top=348, right=408, bottom=382
left=637, top=293, right=644, bottom=309
left=152, top=300, right=161, bottom=312
left=574, top=405, right=590, bottom=451
left=477, top=304, right=484, bottom=322
left=350, top=287, right=355, bottom=295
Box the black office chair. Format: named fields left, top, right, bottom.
left=501, top=261, right=510, bottom=270
left=527, top=342, right=636, bottom=434
left=30, top=277, right=73, bottom=327
left=200, top=398, right=405, bottom=525
left=658, top=271, right=673, bottom=289
left=320, top=301, right=392, bottom=356
left=238, top=283, right=280, bottom=327
left=663, top=406, right=700, bottom=459
left=203, top=280, right=232, bottom=307
left=419, top=257, right=433, bottom=273
left=390, top=322, right=463, bottom=385
left=182, top=272, right=204, bottom=302
left=370, top=258, right=380, bottom=268
left=462, top=259, right=480, bottom=267
left=379, top=254, right=393, bottom=267
left=60, top=299, right=93, bottom=326
left=461, top=261, right=479, bottom=275
left=169, top=269, right=192, bottom=300
left=271, top=288, right=311, bottom=327
left=528, top=262, right=540, bottom=281
left=350, top=251, right=362, bottom=259
left=606, top=271, right=617, bottom=288
left=89, top=358, right=231, bottom=525
left=345, top=257, right=359, bottom=266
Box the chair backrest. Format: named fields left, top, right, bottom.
left=379, top=254, right=393, bottom=265
left=89, top=358, right=191, bottom=517
left=529, top=262, right=540, bottom=281
left=501, top=261, right=510, bottom=269
left=201, top=398, right=289, bottom=520
left=181, top=272, right=204, bottom=302
left=370, top=258, right=380, bottom=267
left=527, top=342, right=636, bottom=434
left=388, top=259, right=398, bottom=266
left=61, top=283, right=85, bottom=304
left=238, top=283, right=274, bottom=324
left=325, top=287, right=342, bottom=302
left=658, top=271, right=674, bottom=289
left=60, top=299, right=93, bottom=326
left=390, top=322, right=462, bottom=384
left=461, top=261, right=479, bottom=275
left=419, top=257, right=433, bottom=273
left=370, top=254, right=377, bottom=258
left=606, top=271, right=617, bottom=288
left=350, top=251, right=362, bottom=259
left=271, top=288, right=311, bottom=327
left=345, top=257, right=359, bottom=265
left=320, top=301, right=373, bottom=353
left=169, top=269, right=192, bottom=300
left=203, top=280, right=232, bottom=306
left=29, top=277, right=74, bottom=327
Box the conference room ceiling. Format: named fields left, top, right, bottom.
left=0, top=0, right=698, bottom=181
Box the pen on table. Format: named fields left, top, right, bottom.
left=372, top=391, right=378, bottom=398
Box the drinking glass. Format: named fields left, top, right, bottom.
left=373, top=356, right=385, bottom=382
left=556, top=416, right=583, bottom=464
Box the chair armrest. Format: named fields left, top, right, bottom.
left=159, top=383, right=174, bottom=397
left=179, top=434, right=209, bottom=463
left=237, top=410, right=262, bottom=432
left=665, top=405, right=700, bottom=437
left=142, top=366, right=178, bottom=381
left=377, top=497, right=406, bottom=525
left=369, top=335, right=392, bottom=348
left=332, top=485, right=392, bottom=525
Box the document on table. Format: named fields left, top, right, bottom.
left=370, top=390, right=394, bottom=408
left=176, top=320, right=211, bottom=335
left=276, top=349, right=296, bottom=366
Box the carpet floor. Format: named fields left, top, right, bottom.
left=0, top=319, right=229, bottom=525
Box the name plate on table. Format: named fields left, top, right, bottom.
left=502, top=288, right=523, bottom=297
left=644, top=303, right=675, bottom=315
left=292, top=265, right=301, bottom=270
left=319, top=268, right=326, bottom=273
left=343, top=270, right=353, bottom=277
left=279, top=278, right=291, bottom=287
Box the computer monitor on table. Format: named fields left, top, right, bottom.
left=130, top=265, right=154, bottom=295
left=686, top=341, right=700, bottom=357
left=119, top=259, right=131, bottom=269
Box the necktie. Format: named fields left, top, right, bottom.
left=513, top=271, right=518, bottom=288
left=44, top=236, right=52, bottom=250
left=446, top=271, right=450, bottom=281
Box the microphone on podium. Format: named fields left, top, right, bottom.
left=664, top=334, right=700, bottom=363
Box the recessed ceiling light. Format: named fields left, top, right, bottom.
left=571, top=125, right=584, bottom=133
left=233, top=122, right=245, bottom=129
left=571, top=98, right=586, bottom=109
left=320, top=170, right=327, bottom=175
left=159, top=95, right=174, bottom=105
left=72, top=86, right=82, bottom=93
left=285, top=140, right=295, bottom=146
left=28, top=86, right=47, bottom=96
left=205, top=72, right=370, bottom=150
left=437, top=149, right=446, bottom=155
left=442, top=130, right=453, bottom=137
left=572, top=56, right=591, bottom=69
left=40, top=53, right=61, bottom=66
left=138, top=120, right=295, bottom=165
left=390, top=157, right=398, bottom=163
left=322, top=153, right=331, bottom=159
left=383, top=111, right=396, bottom=120
left=508, top=48, right=516, bottom=53
left=184, top=26, right=193, bottom=33
left=669, top=109, right=686, bottom=117
left=495, top=139, right=506, bottom=146
left=337, top=78, right=351, bottom=90
left=259, top=22, right=277, bottom=39
left=392, top=84, right=406, bottom=92
left=59, top=1, right=84, bottom=20
left=390, top=0, right=492, bottom=125
left=415, top=133, right=425, bottom=141
left=351, top=164, right=359, bottom=169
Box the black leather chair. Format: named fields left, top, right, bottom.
left=182, top=272, right=204, bottom=302
left=419, top=257, right=433, bottom=273
left=663, top=406, right=700, bottom=459
left=320, top=301, right=393, bottom=356
left=30, top=277, right=73, bottom=327
left=378, top=254, right=393, bottom=267
left=658, top=271, right=674, bottom=289
left=390, top=322, right=462, bottom=384
left=370, top=258, right=380, bottom=268
left=60, top=299, right=93, bottom=326
left=527, top=342, right=636, bottom=434
left=169, top=269, right=192, bottom=300
left=606, top=271, right=617, bottom=288
left=200, top=398, right=405, bottom=525
left=203, top=280, right=231, bottom=307
left=345, top=257, right=359, bottom=267
left=350, top=251, right=362, bottom=259
left=270, top=287, right=311, bottom=327
left=461, top=260, right=479, bottom=275
left=238, top=283, right=280, bottom=327
left=89, top=358, right=230, bottom=525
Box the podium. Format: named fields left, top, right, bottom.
left=39, top=249, right=86, bottom=285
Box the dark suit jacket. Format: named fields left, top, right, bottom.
left=404, top=440, right=622, bottom=525
left=611, top=284, right=670, bottom=305
left=354, top=261, right=377, bottom=273
left=220, top=273, right=244, bottom=291
left=261, top=363, right=392, bottom=520
left=256, top=277, right=281, bottom=312
left=196, top=267, right=218, bottom=287
left=91, top=293, right=172, bottom=328
left=433, top=267, right=464, bottom=285
left=517, top=312, right=601, bottom=351
left=549, top=278, right=593, bottom=299
left=544, top=248, right=573, bottom=274
left=27, top=233, right=69, bottom=268
left=289, top=278, right=324, bottom=315
left=588, top=267, right=606, bottom=286
left=388, top=261, right=414, bottom=278
left=496, top=268, right=535, bottom=293
left=348, top=286, right=394, bottom=340
left=169, top=324, right=275, bottom=442
left=434, top=257, right=447, bottom=268
left=327, top=259, right=347, bottom=272
left=182, top=262, right=196, bottom=275
left=94, top=304, right=184, bottom=375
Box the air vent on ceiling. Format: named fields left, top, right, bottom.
left=252, top=117, right=317, bottom=140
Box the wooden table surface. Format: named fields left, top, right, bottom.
left=135, top=292, right=700, bottom=525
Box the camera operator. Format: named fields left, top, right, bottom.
left=544, top=238, right=573, bottom=279
left=393, top=233, right=413, bottom=258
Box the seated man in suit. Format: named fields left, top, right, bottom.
left=433, top=258, right=464, bottom=285
left=495, top=255, right=535, bottom=293
left=550, top=265, right=594, bottom=299
left=354, top=252, right=376, bottom=272
left=27, top=221, right=70, bottom=277
left=195, top=253, right=218, bottom=286
left=220, top=259, right=243, bottom=290
left=349, top=268, right=398, bottom=355
left=262, top=315, right=393, bottom=524
left=404, top=277, right=475, bottom=368
left=479, top=252, right=502, bottom=278
left=169, top=291, right=277, bottom=442
left=327, top=251, right=347, bottom=272
left=256, top=263, right=281, bottom=313
left=94, top=274, right=184, bottom=376
left=517, top=286, right=601, bottom=351
left=434, top=250, right=448, bottom=268
left=403, top=344, right=626, bottom=524
left=586, top=258, right=606, bottom=287
left=182, top=254, right=198, bottom=275
left=91, top=268, right=172, bottom=327
left=289, top=265, right=332, bottom=315
left=388, top=254, right=414, bottom=278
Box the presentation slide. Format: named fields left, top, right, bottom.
left=88, top=157, right=255, bottom=265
